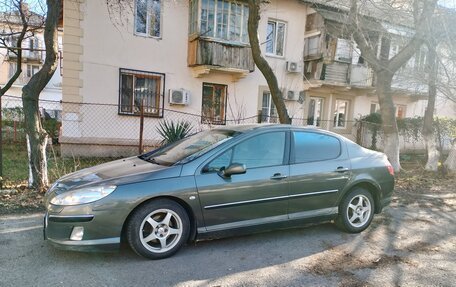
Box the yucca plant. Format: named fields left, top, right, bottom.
left=157, top=120, right=193, bottom=145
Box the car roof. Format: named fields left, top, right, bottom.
left=213, top=124, right=341, bottom=137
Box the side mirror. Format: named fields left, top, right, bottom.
left=218, top=163, right=246, bottom=178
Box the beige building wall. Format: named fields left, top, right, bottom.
left=61, top=0, right=309, bottom=155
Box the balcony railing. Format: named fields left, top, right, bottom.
left=350, top=64, right=373, bottom=87
left=317, top=62, right=374, bottom=87
left=188, top=37, right=255, bottom=77
left=7, top=50, right=43, bottom=62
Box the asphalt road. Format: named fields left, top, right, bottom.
left=0, top=203, right=455, bottom=287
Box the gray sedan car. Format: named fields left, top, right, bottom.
left=44, top=124, right=394, bottom=259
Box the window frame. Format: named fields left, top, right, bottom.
left=189, top=0, right=249, bottom=45
left=26, top=64, right=40, bottom=78
left=333, top=99, right=349, bottom=129
left=290, top=131, right=342, bottom=165
left=260, top=91, right=278, bottom=123
left=201, top=82, right=228, bottom=125
left=304, top=35, right=320, bottom=57
left=370, top=102, right=407, bottom=119
left=307, top=96, right=324, bottom=127
left=118, top=68, right=165, bottom=118
left=202, top=130, right=291, bottom=173
left=134, top=0, right=163, bottom=39
left=265, top=19, right=287, bottom=57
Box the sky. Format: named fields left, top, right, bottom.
left=439, top=0, right=456, bottom=8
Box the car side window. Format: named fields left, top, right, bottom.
left=205, top=132, right=286, bottom=172
left=293, top=132, right=340, bottom=163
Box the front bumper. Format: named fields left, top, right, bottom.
left=43, top=205, right=124, bottom=252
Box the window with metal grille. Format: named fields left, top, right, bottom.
left=119, top=68, right=164, bottom=117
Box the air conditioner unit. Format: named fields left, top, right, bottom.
left=169, top=89, right=190, bottom=105
left=286, top=61, right=301, bottom=73
left=285, top=90, right=298, bottom=101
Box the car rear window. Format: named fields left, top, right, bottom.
left=293, top=131, right=341, bottom=163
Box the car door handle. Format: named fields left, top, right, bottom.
left=335, top=167, right=350, bottom=173
left=270, top=173, right=288, bottom=180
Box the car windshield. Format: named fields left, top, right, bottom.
left=139, top=129, right=239, bottom=166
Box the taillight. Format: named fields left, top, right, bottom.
left=384, top=158, right=394, bottom=176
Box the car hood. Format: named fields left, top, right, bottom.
left=51, top=156, right=169, bottom=193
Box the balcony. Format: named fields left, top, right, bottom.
left=7, top=50, right=43, bottom=63
left=187, top=37, right=255, bottom=78
left=305, top=60, right=375, bottom=89
left=350, top=65, right=373, bottom=87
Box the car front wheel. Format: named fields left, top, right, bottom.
left=126, top=199, right=190, bottom=259
left=336, top=188, right=374, bottom=233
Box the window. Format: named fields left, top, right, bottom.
left=396, top=105, right=406, bottom=119
left=305, top=13, right=318, bottom=32
left=28, top=37, right=40, bottom=58
left=8, top=35, right=19, bottom=47
left=8, top=62, right=17, bottom=78
left=144, top=129, right=237, bottom=166
left=293, top=132, right=341, bottom=163
left=119, top=68, right=164, bottom=117
left=370, top=102, right=380, bottom=114
left=206, top=132, right=286, bottom=171
left=413, top=48, right=428, bottom=72
left=29, top=37, right=39, bottom=51
left=370, top=102, right=406, bottom=119
left=307, top=97, right=324, bottom=127
left=135, top=0, right=161, bottom=38
left=333, top=99, right=349, bottom=128
left=26, top=64, right=40, bottom=77
left=266, top=20, right=286, bottom=56
left=260, top=91, right=278, bottom=123
left=304, top=35, right=320, bottom=57
left=191, top=0, right=249, bottom=43
left=202, top=83, right=227, bottom=125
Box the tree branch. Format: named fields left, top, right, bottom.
left=247, top=0, right=290, bottom=124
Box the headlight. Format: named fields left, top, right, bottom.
left=50, top=185, right=117, bottom=206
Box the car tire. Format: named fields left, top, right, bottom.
left=126, top=199, right=190, bottom=259
left=336, top=188, right=375, bottom=233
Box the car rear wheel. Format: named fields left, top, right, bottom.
left=336, top=188, right=374, bottom=233
left=126, top=199, right=190, bottom=259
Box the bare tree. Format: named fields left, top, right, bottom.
left=421, top=8, right=456, bottom=171
left=423, top=41, right=439, bottom=170
left=247, top=0, right=290, bottom=124
left=0, top=0, right=45, bottom=185
left=348, top=0, right=438, bottom=172
left=21, top=0, right=60, bottom=190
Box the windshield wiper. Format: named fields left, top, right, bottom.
left=147, top=157, right=161, bottom=165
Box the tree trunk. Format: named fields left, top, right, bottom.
left=247, top=0, right=290, bottom=124
left=444, top=139, right=456, bottom=172
left=21, top=0, right=60, bottom=190
left=423, top=44, right=439, bottom=171
left=376, top=70, right=401, bottom=172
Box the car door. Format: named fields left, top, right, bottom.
left=288, top=131, right=351, bottom=219
left=195, top=131, right=290, bottom=232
